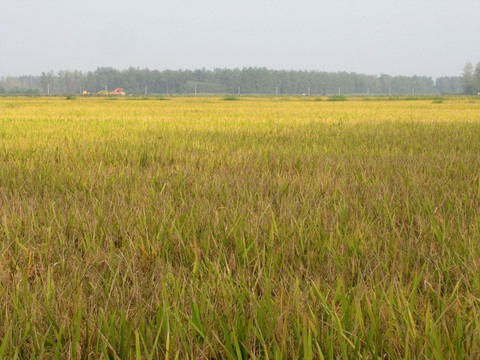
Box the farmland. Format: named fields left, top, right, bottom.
left=0, top=96, right=480, bottom=358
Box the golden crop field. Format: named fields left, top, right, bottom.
left=1, top=96, right=480, bottom=359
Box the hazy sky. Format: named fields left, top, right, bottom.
left=1, top=0, right=479, bottom=78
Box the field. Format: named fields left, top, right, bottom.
left=0, top=96, right=480, bottom=359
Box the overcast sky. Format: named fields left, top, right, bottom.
left=1, top=0, right=479, bottom=78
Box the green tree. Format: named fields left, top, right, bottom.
left=40, top=71, right=55, bottom=95
left=462, top=62, right=475, bottom=94
left=435, top=76, right=462, bottom=94
left=474, top=62, right=480, bottom=95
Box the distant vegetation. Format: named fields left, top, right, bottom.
left=0, top=67, right=464, bottom=96
left=327, top=95, right=347, bottom=101
left=0, top=86, right=40, bottom=95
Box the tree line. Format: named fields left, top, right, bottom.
left=0, top=67, right=465, bottom=96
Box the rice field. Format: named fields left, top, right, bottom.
left=0, top=96, right=480, bottom=359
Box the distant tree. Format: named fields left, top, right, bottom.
left=57, top=70, right=83, bottom=94
left=462, top=62, right=475, bottom=94
left=379, top=74, right=393, bottom=94
left=435, top=76, right=462, bottom=94
left=40, top=71, right=55, bottom=94
left=474, top=62, right=480, bottom=94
